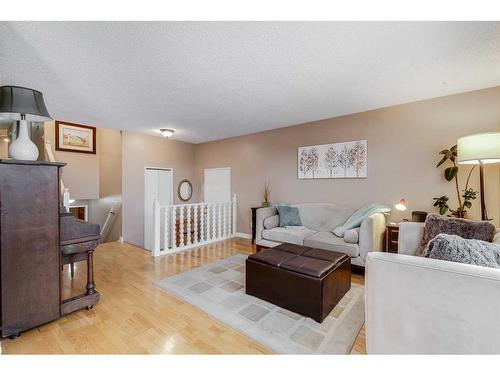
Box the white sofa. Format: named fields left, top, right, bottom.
left=366, top=222, right=500, bottom=354
left=255, top=203, right=387, bottom=267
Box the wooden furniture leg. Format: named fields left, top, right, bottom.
left=86, top=250, right=96, bottom=295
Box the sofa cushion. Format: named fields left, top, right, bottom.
left=277, top=205, right=302, bottom=227
left=303, top=231, right=359, bottom=258
left=495, top=229, right=500, bottom=244
left=417, top=213, right=497, bottom=257
left=262, top=226, right=316, bottom=245
left=294, top=203, right=354, bottom=232
left=263, top=214, right=279, bottom=229
left=426, top=233, right=500, bottom=269
left=344, top=228, right=360, bottom=244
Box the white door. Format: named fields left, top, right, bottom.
left=144, top=168, right=173, bottom=251
left=204, top=167, right=231, bottom=203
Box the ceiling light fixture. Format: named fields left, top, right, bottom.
left=160, top=128, right=175, bottom=138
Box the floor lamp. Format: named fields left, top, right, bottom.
left=458, top=132, right=500, bottom=221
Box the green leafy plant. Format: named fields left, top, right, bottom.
left=433, top=195, right=449, bottom=215
left=433, top=145, right=477, bottom=218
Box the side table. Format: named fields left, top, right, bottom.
left=385, top=223, right=400, bottom=253
left=250, top=207, right=262, bottom=244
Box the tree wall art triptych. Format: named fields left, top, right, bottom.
left=298, top=140, right=367, bottom=179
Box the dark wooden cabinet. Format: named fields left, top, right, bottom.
left=0, top=160, right=64, bottom=338
left=385, top=224, right=400, bottom=253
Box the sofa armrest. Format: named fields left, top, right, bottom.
left=358, top=213, right=387, bottom=261
left=255, top=206, right=278, bottom=242
left=366, top=252, right=500, bottom=353
left=398, top=222, right=424, bottom=255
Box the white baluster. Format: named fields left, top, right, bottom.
left=218, top=203, right=222, bottom=239
left=153, top=199, right=161, bottom=256
left=222, top=203, right=227, bottom=238
left=171, top=206, right=177, bottom=250
left=179, top=205, right=185, bottom=247
left=193, top=205, right=199, bottom=244
left=205, top=204, right=212, bottom=241
left=163, top=206, right=169, bottom=252
left=186, top=205, right=192, bottom=245
left=226, top=202, right=231, bottom=237
left=228, top=202, right=232, bottom=236
left=232, top=194, right=237, bottom=236
left=211, top=203, right=216, bottom=240
left=200, top=203, right=205, bottom=242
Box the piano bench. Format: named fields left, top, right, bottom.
left=62, top=240, right=99, bottom=255
left=60, top=239, right=100, bottom=315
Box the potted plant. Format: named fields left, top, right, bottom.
left=433, top=145, right=478, bottom=218
left=262, top=180, right=271, bottom=207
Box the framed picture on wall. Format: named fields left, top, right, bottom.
left=55, top=121, right=97, bottom=154
left=298, top=139, right=367, bottom=179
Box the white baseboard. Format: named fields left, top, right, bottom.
left=235, top=232, right=252, bottom=239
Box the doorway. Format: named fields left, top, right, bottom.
left=144, top=167, right=173, bottom=251
left=204, top=167, right=231, bottom=203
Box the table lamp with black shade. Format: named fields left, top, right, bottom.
left=458, top=132, right=500, bottom=221
left=0, top=86, right=52, bottom=161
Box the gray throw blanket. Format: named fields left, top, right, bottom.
left=426, top=233, right=500, bottom=269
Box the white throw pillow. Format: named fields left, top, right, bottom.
left=263, top=215, right=280, bottom=229
left=344, top=228, right=360, bottom=244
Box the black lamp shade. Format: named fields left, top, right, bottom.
left=0, top=86, right=52, bottom=122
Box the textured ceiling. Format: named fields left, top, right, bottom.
left=1, top=22, right=500, bottom=143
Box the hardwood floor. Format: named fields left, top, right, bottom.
left=1, top=238, right=366, bottom=354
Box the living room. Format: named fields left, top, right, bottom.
left=1, top=1, right=500, bottom=373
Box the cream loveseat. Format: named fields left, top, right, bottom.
left=255, top=203, right=387, bottom=267
left=366, top=222, right=500, bottom=354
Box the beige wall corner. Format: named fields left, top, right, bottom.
left=44, top=122, right=123, bottom=241
left=121, top=132, right=196, bottom=248
left=44, top=121, right=100, bottom=200
left=99, top=128, right=122, bottom=198
left=97, top=128, right=123, bottom=242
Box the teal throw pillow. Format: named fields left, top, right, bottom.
left=277, top=205, right=302, bottom=227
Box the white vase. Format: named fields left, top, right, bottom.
left=8, top=119, right=39, bottom=161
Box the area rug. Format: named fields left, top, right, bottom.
left=155, top=254, right=364, bottom=354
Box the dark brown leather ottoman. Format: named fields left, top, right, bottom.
left=246, top=243, right=351, bottom=322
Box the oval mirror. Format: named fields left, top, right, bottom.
left=178, top=179, right=193, bottom=202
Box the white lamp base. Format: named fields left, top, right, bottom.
left=8, top=119, right=39, bottom=161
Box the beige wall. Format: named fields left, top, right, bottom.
left=44, top=121, right=100, bottom=200
left=194, top=86, right=500, bottom=234
left=97, top=128, right=123, bottom=241
left=122, top=132, right=196, bottom=247
left=44, top=123, right=123, bottom=241
left=99, top=128, right=122, bottom=198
